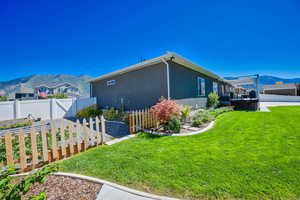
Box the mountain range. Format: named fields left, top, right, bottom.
left=0, top=74, right=93, bottom=98
left=225, top=75, right=300, bottom=85
left=0, top=74, right=299, bottom=98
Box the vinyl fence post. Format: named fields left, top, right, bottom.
left=14, top=100, right=20, bottom=119
left=50, top=98, right=55, bottom=120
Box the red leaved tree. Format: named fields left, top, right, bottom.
left=150, top=97, right=182, bottom=124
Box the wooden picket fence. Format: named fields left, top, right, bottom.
left=128, top=109, right=159, bottom=133
left=0, top=116, right=106, bottom=172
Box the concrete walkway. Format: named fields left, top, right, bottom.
left=97, top=185, right=158, bottom=200
left=260, top=102, right=300, bottom=112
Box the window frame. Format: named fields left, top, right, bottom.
left=107, top=80, right=116, bottom=86
left=213, top=81, right=218, bottom=94
left=197, top=77, right=206, bottom=96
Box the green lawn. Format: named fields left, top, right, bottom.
left=59, top=106, right=300, bottom=200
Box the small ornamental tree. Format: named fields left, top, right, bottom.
left=150, top=97, right=182, bottom=125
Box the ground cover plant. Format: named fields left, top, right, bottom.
left=0, top=164, right=57, bottom=200
left=0, top=122, right=33, bottom=130
left=59, top=106, right=300, bottom=199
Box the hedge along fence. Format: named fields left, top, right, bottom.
left=128, top=109, right=159, bottom=134
left=0, top=116, right=106, bottom=172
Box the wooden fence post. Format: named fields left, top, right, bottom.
left=30, top=127, right=38, bottom=169
left=101, top=115, right=105, bottom=144
left=4, top=132, right=13, bottom=166
left=18, top=129, right=27, bottom=170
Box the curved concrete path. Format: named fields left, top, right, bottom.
left=54, top=172, right=180, bottom=200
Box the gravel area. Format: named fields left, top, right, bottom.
left=23, top=175, right=102, bottom=200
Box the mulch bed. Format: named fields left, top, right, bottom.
left=23, top=175, right=102, bottom=200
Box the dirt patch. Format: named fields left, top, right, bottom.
left=23, top=175, right=102, bottom=200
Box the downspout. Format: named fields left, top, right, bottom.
left=161, top=58, right=171, bottom=100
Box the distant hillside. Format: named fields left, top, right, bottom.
left=225, top=75, right=300, bottom=86
left=0, top=74, right=93, bottom=98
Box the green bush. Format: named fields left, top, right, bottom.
left=192, top=106, right=233, bottom=127
left=75, top=105, right=102, bottom=118
left=164, top=115, right=181, bottom=133
left=48, top=93, right=68, bottom=99
left=192, top=119, right=203, bottom=127
left=207, top=92, right=219, bottom=108
left=103, top=108, right=128, bottom=123
left=0, top=96, right=8, bottom=102
left=0, top=164, right=58, bottom=200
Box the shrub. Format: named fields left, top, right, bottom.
left=164, top=115, right=181, bottom=133
left=207, top=92, right=219, bottom=108
left=48, top=93, right=68, bottom=99
left=103, top=108, right=128, bottom=123
left=150, top=98, right=182, bottom=124
left=192, top=119, right=203, bottom=127
left=0, top=96, right=8, bottom=102
left=0, top=164, right=58, bottom=200
left=181, top=105, right=192, bottom=123
left=75, top=105, right=102, bottom=118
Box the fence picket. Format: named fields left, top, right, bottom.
left=83, top=119, right=89, bottom=150
left=89, top=118, right=95, bottom=146
left=41, top=126, right=49, bottom=162
left=60, top=123, right=66, bottom=157
left=4, top=132, right=13, bottom=165
left=76, top=119, right=82, bottom=152
left=51, top=122, right=58, bottom=160
left=30, top=127, right=38, bottom=169
left=18, top=129, right=27, bottom=170
left=95, top=117, right=101, bottom=144
left=69, top=124, right=75, bottom=155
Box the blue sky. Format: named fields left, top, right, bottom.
left=0, top=0, right=299, bottom=81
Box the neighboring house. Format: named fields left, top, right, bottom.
left=263, top=83, right=299, bottom=96
left=14, top=83, right=36, bottom=100
left=89, top=52, right=233, bottom=110
left=34, top=83, right=79, bottom=97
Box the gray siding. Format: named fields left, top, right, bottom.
left=91, top=63, right=168, bottom=110
left=169, top=61, right=218, bottom=99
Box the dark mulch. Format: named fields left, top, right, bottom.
left=23, top=175, right=102, bottom=200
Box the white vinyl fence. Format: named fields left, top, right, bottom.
left=0, top=97, right=96, bottom=121
left=259, top=94, right=300, bottom=102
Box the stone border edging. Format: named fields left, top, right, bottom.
left=143, top=121, right=215, bottom=137
left=53, top=172, right=181, bottom=200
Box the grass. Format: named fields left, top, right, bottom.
left=59, top=106, right=300, bottom=200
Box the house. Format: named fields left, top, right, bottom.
left=263, top=83, right=299, bottom=96
left=89, top=52, right=233, bottom=110
left=34, top=83, right=79, bottom=97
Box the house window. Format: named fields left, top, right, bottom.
left=213, top=82, right=218, bottom=93
left=197, top=77, right=205, bottom=96
left=107, top=80, right=116, bottom=86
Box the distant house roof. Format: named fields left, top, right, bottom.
left=34, top=82, right=77, bottom=89
left=263, top=83, right=297, bottom=91
left=89, top=52, right=229, bottom=84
